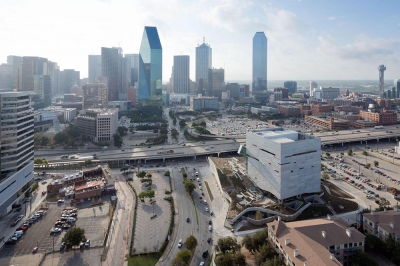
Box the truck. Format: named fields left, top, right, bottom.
left=374, top=125, right=383, bottom=129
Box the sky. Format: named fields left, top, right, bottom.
left=1, top=0, right=400, bottom=82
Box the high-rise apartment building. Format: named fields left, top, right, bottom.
left=101, top=47, right=124, bottom=101
left=244, top=128, right=321, bottom=201
left=34, top=75, right=52, bottom=107
left=22, top=56, right=48, bottom=91
left=88, top=55, right=102, bottom=83
left=208, top=68, right=224, bottom=99
left=59, top=69, right=80, bottom=94
left=138, top=26, right=162, bottom=100
left=252, top=32, right=267, bottom=92
left=173, top=55, right=190, bottom=94
left=284, top=81, right=297, bottom=95
left=0, top=64, right=13, bottom=90
left=82, top=80, right=108, bottom=109
left=196, top=39, right=212, bottom=95
left=0, top=91, right=34, bottom=216
left=7, top=56, right=23, bottom=90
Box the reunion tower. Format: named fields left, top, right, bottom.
left=378, top=65, right=386, bottom=94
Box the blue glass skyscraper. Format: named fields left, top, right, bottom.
left=196, top=38, right=212, bottom=95
left=252, top=32, right=267, bottom=92
left=138, top=26, right=162, bottom=100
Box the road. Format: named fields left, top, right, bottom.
left=161, top=168, right=197, bottom=266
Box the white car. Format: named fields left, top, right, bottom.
left=57, top=199, right=64, bottom=203
left=205, top=207, right=209, bottom=212
left=209, top=225, right=213, bottom=231
left=178, top=239, right=183, bottom=248
left=200, top=262, right=205, bottom=266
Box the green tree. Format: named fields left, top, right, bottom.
left=340, top=152, right=344, bottom=157
left=138, top=190, right=155, bottom=201
left=374, top=161, right=379, bottom=168
left=365, top=234, right=386, bottom=254
left=232, top=252, right=246, bottom=265
left=61, top=227, right=86, bottom=250
left=179, top=119, right=186, bottom=128
left=136, top=171, right=147, bottom=178
left=218, top=237, right=240, bottom=254
left=322, top=172, right=330, bottom=180
left=348, top=149, right=353, bottom=156
left=386, top=233, right=396, bottom=260
left=34, top=132, right=43, bottom=146
left=34, top=158, right=44, bottom=165
left=85, top=159, right=93, bottom=166
left=54, top=131, right=68, bottom=144
left=362, top=151, right=369, bottom=163
left=117, top=126, right=128, bottom=137
left=262, top=256, right=284, bottom=266
left=113, top=133, right=123, bottom=148
left=184, top=235, right=198, bottom=252
left=175, top=249, right=191, bottom=265
left=200, top=121, right=206, bottom=127
left=183, top=179, right=195, bottom=194
left=147, top=173, right=152, bottom=178
left=254, top=243, right=277, bottom=265
left=366, top=163, right=371, bottom=169
left=242, top=234, right=257, bottom=252
left=164, top=171, right=170, bottom=177
left=215, top=253, right=233, bottom=266
left=171, top=256, right=186, bottom=266
left=351, top=251, right=379, bottom=266
left=41, top=136, right=50, bottom=146
left=183, top=173, right=188, bottom=178
left=325, top=152, right=331, bottom=158
left=255, top=211, right=262, bottom=220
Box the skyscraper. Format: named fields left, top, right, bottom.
left=34, top=75, right=52, bottom=107
left=138, top=26, right=162, bottom=100
left=101, top=47, right=124, bottom=101
left=88, top=55, right=102, bottom=83
left=252, top=32, right=267, bottom=93
left=22, top=56, right=48, bottom=91
left=395, top=79, right=400, bottom=98
left=7, top=56, right=23, bottom=90
left=208, top=68, right=224, bottom=99
left=378, top=65, right=386, bottom=94
left=82, top=81, right=108, bottom=109
left=283, top=81, right=297, bottom=95
left=173, top=55, right=190, bottom=94
left=59, top=69, right=80, bottom=94
left=124, top=54, right=139, bottom=87
left=310, top=81, right=318, bottom=97
left=0, top=64, right=13, bottom=90
left=0, top=91, right=34, bottom=216
left=196, top=38, right=212, bottom=95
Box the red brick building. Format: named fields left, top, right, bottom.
left=359, top=110, right=397, bottom=125
left=277, top=105, right=301, bottom=116
left=311, top=104, right=332, bottom=115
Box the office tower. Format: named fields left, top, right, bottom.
left=162, top=90, right=170, bottom=105
left=226, top=83, right=240, bottom=99
left=391, top=87, right=396, bottom=99
left=138, top=26, right=162, bottom=100
left=245, top=129, right=321, bottom=201
left=284, top=81, right=297, bottom=95
left=274, top=88, right=288, bottom=99
left=0, top=91, right=34, bottom=216
left=208, top=68, right=224, bottom=99
left=82, top=81, right=108, bottom=109
left=7, top=56, right=23, bottom=90
left=387, top=89, right=392, bottom=99
left=395, top=79, right=400, bottom=98
left=102, top=47, right=124, bottom=101
left=22, top=56, right=48, bottom=91
left=34, top=75, right=52, bottom=107
left=43, top=61, right=59, bottom=95
left=88, top=55, right=102, bottom=83
left=0, top=64, right=13, bottom=90
left=252, top=32, right=267, bottom=92
left=310, top=81, right=318, bottom=97
left=59, top=69, right=80, bottom=94
left=196, top=38, right=212, bottom=95
left=124, top=54, right=139, bottom=87
left=378, top=65, right=386, bottom=94
left=173, top=55, right=190, bottom=94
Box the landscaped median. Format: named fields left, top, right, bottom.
left=181, top=168, right=199, bottom=225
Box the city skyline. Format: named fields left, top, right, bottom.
left=1, top=0, right=400, bottom=81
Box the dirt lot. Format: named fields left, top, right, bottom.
left=321, top=186, right=358, bottom=214
left=323, top=181, right=355, bottom=199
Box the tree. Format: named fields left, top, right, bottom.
left=117, top=126, right=128, bottom=137
left=366, top=163, right=371, bottom=169
left=41, top=136, right=50, bottom=146
left=85, top=159, right=93, bottom=166
left=362, top=151, right=369, bottom=163
left=218, top=237, right=240, bottom=254
left=374, top=161, right=379, bottom=168
left=322, top=173, right=330, bottom=180
left=183, top=179, right=195, bottom=194
left=175, top=250, right=191, bottom=265
left=34, top=132, right=44, bottom=146
left=113, top=133, right=123, bottom=148
left=242, top=234, right=256, bottom=252
left=215, top=253, right=233, bottom=266
left=184, top=235, right=198, bottom=252
left=173, top=117, right=177, bottom=126
left=183, top=173, right=187, bottom=178
left=385, top=233, right=397, bottom=260
left=146, top=173, right=152, bottom=178
left=340, top=152, right=344, bottom=157
left=255, top=211, right=262, bottom=220
left=351, top=251, right=379, bottom=266
left=54, top=131, right=69, bottom=144
left=254, top=243, right=277, bottom=265
left=262, top=256, right=284, bottom=266
left=325, top=152, right=331, bottom=158
left=138, top=190, right=155, bottom=202
left=348, top=149, right=353, bottom=156
left=171, top=256, right=186, bottom=266
left=136, top=171, right=147, bottom=178
left=232, top=252, right=246, bottom=265
left=61, top=227, right=86, bottom=250
left=34, top=158, right=44, bottom=165
left=164, top=171, right=170, bottom=177
left=179, top=119, right=186, bottom=128
left=200, top=121, right=206, bottom=127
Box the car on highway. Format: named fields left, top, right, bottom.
left=207, top=237, right=211, bottom=243
left=205, top=207, right=209, bottom=212
left=209, top=225, right=212, bottom=231
left=178, top=239, right=183, bottom=248
left=202, top=250, right=209, bottom=258
left=186, top=217, right=190, bottom=222
left=199, top=262, right=205, bottom=266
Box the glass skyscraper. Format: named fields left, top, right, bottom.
left=138, top=26, right=162, bottom=100
left=252, top=32, right=267, bottom=92
left=196, top=39, right=212, bottom=95
left=173, top=55, right=190, bottom=94
left=284, top=81, right=297, bottom=95
left=101, top=47, right=123, bottom=101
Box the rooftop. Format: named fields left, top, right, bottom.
left=364, top=209, right=400, bottom=236
left=75, top=180, right=104, bottom=192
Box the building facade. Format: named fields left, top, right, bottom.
left=173, top=55, right=190, bottom=94
left=208, top=68, right=224, bottom=99
left=245, top=129, right=321, bottom=201
left=195, top=39, right=212, bottom=95
left=138, top=26, right=162, bottom=100
left=274, top=88, right=289, bottom=99
left=76, top=108, right=118, bottom=142
left=0, top=64, right=13, bottom=90
left=0, top=92, right=34, bottom=216
left=284, top=81, right=297, bottom=95
left=277, top=105, right=301, bottom=116
left=101, top=47, right=124, bottom=101
left=7, top=56, right=23, bottom=91
left=359, top=110, right=397, bottom=125
left=361, top=209, right=400, bottom=241
left=190, top=96, right=219, bottom=111
left=82, top=83, right=108, bottom=109
left=88, top=55, right=102, bottom=83
left=22, top=56, right=48, bottom=91
left=252, top=32, right=267, bottom=92
left=59, top=69, right=80, bottom=94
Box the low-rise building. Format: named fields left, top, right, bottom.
left=268, top=216, right=365, bottom=266
left=108, top=101, right=131, bottom=112
left=76, top=108, right=118, bottom=142
left=361, top=208, right=400, bottom=241
left=190, top=96, right=219, bottom=110
left=304, top=116, right=350, bottom=130
left=312, top=104, right=332, bottom=116
left=359, top=110, right=397, bottom=125
left=277, top=105, right=301, bottom=116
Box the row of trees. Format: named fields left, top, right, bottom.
left=34, top=158, right=49, bottom=165
left=54, top=125, right=80, bottom=146
left=34, top=132, right=50, bottom=147
left=172, top=235, right=198, bottom=265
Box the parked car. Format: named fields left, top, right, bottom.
left=32, top=247, right=38, bottom=253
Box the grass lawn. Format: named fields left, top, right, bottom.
left=127, top=253, right=160, bottom=266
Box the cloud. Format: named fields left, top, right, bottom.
left=328, top=16, right=336, bottom=20
left=317, top=34, right=400, bottom=61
